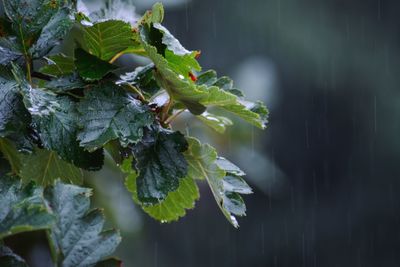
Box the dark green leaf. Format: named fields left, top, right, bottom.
left=75, top=48, right=117, bottom=81
left=77, top=82, right=154, bottom=151
left=44, top=181, right=121, bottom=267
left=0, top=37, right=22, bottom=65
left=0, top=175, right=55, bottom=239
left=0, top=138, right=21, bottom=174
left=123, top=157, right=199, bottom=222
left=39, top=54, right=75, bottom=77
left=118, top=64, right=160, bottom=97
left=44, top=73, right=86, bottom=92
left=0, top=245, right=28, bottom=267
left=19, top=149, right=83, bottom=186
left=94, top=258, right=122, bottom=267
left=132, top=126, right=189, bottom=204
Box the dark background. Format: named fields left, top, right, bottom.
left=7, top=0, right=400, bottom=266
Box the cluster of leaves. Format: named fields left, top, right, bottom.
left=0, top=1, right=268, bottom=266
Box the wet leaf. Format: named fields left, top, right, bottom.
left=0, top=245, right=28, bottom=267
left=39, top=54, right=75, bottom=77
left=75, top=48, right=117, bottom=81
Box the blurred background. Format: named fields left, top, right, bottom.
left=7, top=0, right=400, bottom=266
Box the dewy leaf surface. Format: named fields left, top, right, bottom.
left=0, top=176, right=55, bottom=239
left=77, top=82, right=154, bottom=151
left=44, top=181, right=121, bottom=267
left=132, top=126, right=189, bottom=204
left=39, top=54, right=75, bottom=77
left=75, top=48, right=117, bottom=81
left=0, top=37, right=22, bottom=65
left=123, top=157, right=199, bottom=222
left=184, top=137, right=252, bottom=228
left=19, top=149, right=83, bottom=186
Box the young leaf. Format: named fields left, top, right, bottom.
left=44, top=181, right=121, bottom=267
left=19, top=149, right=83, bottom=186
left=123, top=157, right=199, bottom=222
left=0, top=138, right=21, bottom=174
left=0, top=175, right=55, bottom=239
left=132, top=126, right=189, bottom=204
left=82, top=20, right=141, bottom=62
left=75, top=48, right=117, bottom=81
left=77, top=82, right=154, bottom=151
left=184, top=137, right=252, bottom=228
left=39, top=54, right=75, bottom=77
left=0, top=245, right=28, bottom=267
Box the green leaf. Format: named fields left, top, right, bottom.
left=19, top=149, right=83, bottom=186
left=0, top=138, right=21, bottom=174
left=196, top=112, right=233, bottom=133
left=75, top=48, right=117, bottom=81
left=0, top=67, right=31, bottom=138
left=0, top=245, right=28, bottom=267
left=82, top=20, right=140, bottom=61
left=123, top=157, right=199, bottom=222
left=44, top=181, right=121, bottom=267
left=44, top=73, right=86, bottom=92
left=77, top=82, right=154, bottom=151
left=118, top=64, right=160, bottom=97
left=0, top=175, right=55, bottom=239
left=0, top=37, right=22, bottom=65
left=39, top=54, right=75, bottom=77
left=94, top=258, right=123, bottom=267
left=196, top=70, right=268, bottom=129
left=132, top=126, right=189, bottom=204
left=184, top=137, right=252, bottom=228
left=29, top=7, right=74, bottom=58
left=138, top=2, right=164, bottom=26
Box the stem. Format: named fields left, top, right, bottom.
left=18, top=24, right=32, bottom=84
left=125, top=84, right=145, bottom=101
left=164, top=109, right=185, bottom=124
left=109, top=49, right=147, bottom=63
left=161, top=98, right=173, bottom=122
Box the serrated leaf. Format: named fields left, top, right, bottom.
left=138, top=2, right=164, bottom=26
left=39, top=54, right=75, bottom=77
left=77, top=82, right=154, bottom=151
left=0, top=175, right=55, bottom=239
left=75, top=48, right=117, bottom=81
left=184, top=137, right=252, bottom=228
left=82, top=20, right=140, bottom=62
left=0, top=245, right=28, bottom=267
left=0, top=37, right=22, bottom=65
left=44, top=73, right=86, bottom=92
left=132, top=126, right=188, bottom=204
left=20, top=149, right=83, bottom=186
left=30, top=7, right=74, bottom=58
left=197, top=112, right=233, bottom=133
left=0, top=67, right=31, bottom=138
left=44, top=181, right=121, bottom=267
left=123, top=157, right=199, bottom=222
left=118, top=64, right=160, bottom=97
left=0, top=138, right=21, bottom=174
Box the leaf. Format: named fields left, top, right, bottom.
left=19, top=149, right=83, bottom=186
left=44, top=181, right=121, bottom=267
left=137, top=2, right=164, bottom=26
left=118, top=64, right=160, bottom=97
left=77, top=82, right=154, bottom=151
left=94, top=258, right=123, bottom=267
left=0, top=245, right=28, bottom=267
left=132, top=126, right=189, bottom=204
left=123, top=157, right=199, bottom=222
left=3, top=0, right=74, bottom=57
left=30, top=7, right=74, bottom=58
left=82, top=20, right=140, bottom=61
left=35, top=96, right=104, bottom=170
left=184, top=137, right=252, bottom=228
left=0, top=67, right=31, bottom=138
left=0, top=37, right=22, bottom=65
left=39, top=54, right=75, bottom=77
left=0, top=175, right=55, bottom=239
left=0, top=138, right=22, bottom=174
left=44, top=73, right=86, bottom=92
left=75, top=48, right=117, bottom=81
left=197, top=112, right=233, bottom=133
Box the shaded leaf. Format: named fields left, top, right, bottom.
left=132, top=126, right=188, bottom=204
left=20, top=149, right=83, bottom=186
left=39, top=54, right=75, bottom=77
left=75, top=48, right=117, bottom=81
left=44, top=181, right=121, bottom=267
left=0, top=245, right=28, bottom=267
left=94, top=258, right=123, bottom=267
left=0, top=175, right=55, bottom=239
left=197, top=112, right=233, bottom=133
left=0, top=138, right=21, bottom=174
left=123, top=157, right=199, bottom=222
left=44, top=73, right=86, bottom=92
left=77, top=82, right=154, bottom=151
left=118, top=64, right=160, bottom=97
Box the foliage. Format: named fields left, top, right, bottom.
left=0, top=0, right=268, bottom=265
